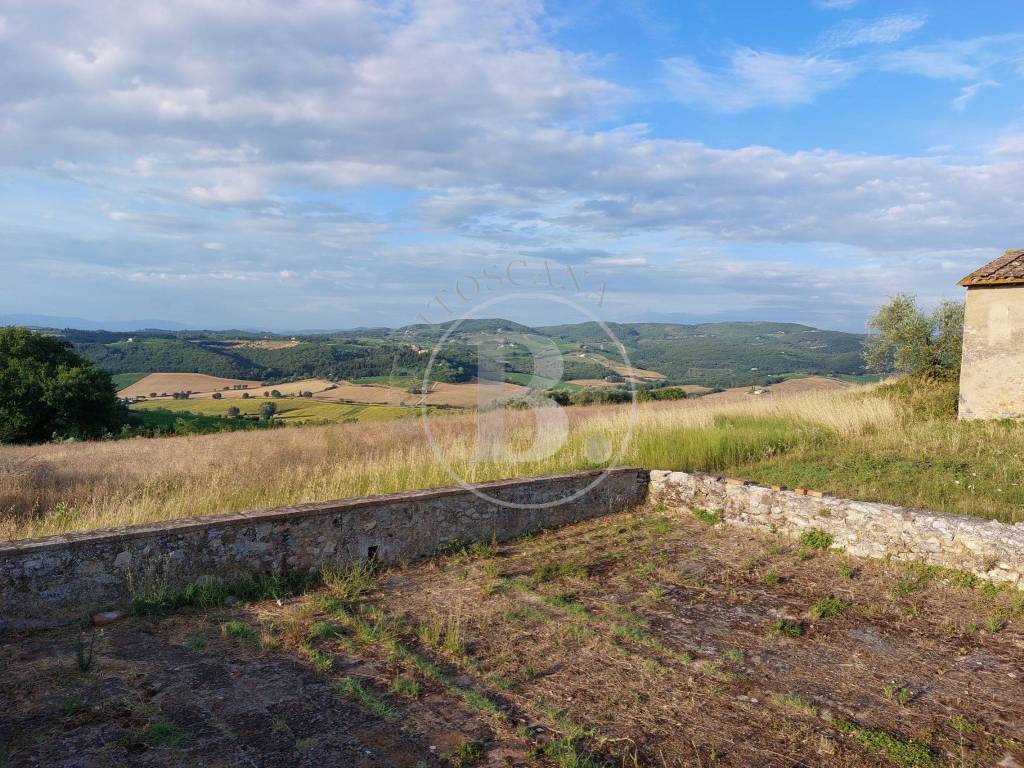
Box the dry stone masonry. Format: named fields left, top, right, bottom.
left=6, top=466, right=1024, bottom=633
left=650, top=470, right=1024, bottom=587
left=0, top=468, right=649, bottom=632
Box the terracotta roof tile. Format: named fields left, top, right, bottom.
left=959, top=249, right=1024, bottom=286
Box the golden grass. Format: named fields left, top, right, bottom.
left=0, top=386, right=902, bottom=540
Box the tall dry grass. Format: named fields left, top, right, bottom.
left=0, top=386, right=903, bottom=540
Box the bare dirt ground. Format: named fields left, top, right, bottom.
left=3, top=503, right=1022, bottom=767
left=118, top=373, right=264, bottom=399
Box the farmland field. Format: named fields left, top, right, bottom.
left=188, top=378, right=338, bottom=400
left=132, top=398, right=412, bottom=424
left=118, top=372, right=263, bottom=398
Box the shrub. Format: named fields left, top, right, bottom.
left=799, top=528, right=833, bottom=550
left=212, top=392, right=222, bottom=400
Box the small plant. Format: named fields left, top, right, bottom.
left=763, top=571, right=781, bottom=586
left=883, top=683, right=911, bottom=706
left=184, top=633, right=207, bottom=651
left=322, top=560, right=379, bottom=602
left=809, top=596, right=848, bottom=620
left=301, top=645, right=334, bottom=673
left=144, top=720, right=188, bottom=749
left=835, top=719, right=937, bottom=767
left=75, top=632, right=97, bottom=672
left=391, top=675, right=422, bottom=698
left=768, top=618, right=804, bottom=639
left=646, top=516, right=672, bottom=534
left=443, top=740, right=485, bottom=767
left=693, top=507, right=722, bottom=525
left=770, top=692, right=816, bottom=716
left=799, top=528, right=833, bottom=550
left=221, top=620, right=258, bottom=644
left=62, top=695, right=85, bottom=716
left=985, top=616, right=1005, bottom=633
left=838, top=562, right=856, bottom=579
left=335, top=677, right=395, bottom=720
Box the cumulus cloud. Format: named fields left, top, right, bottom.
left=663, top=49, right=853, bottom=112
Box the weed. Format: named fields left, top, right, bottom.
left=335, top=677, right=395, bottom=720
left=75, top=632, right=96, bottom=672
left=220, top=620, right=257, bottom=644
left=646, top=516, right=672, bottom=534
left=835, top=720, right=937, bottom=767
left=443, top=740, right=485, bottom=767
left=947, top=716, right=977, bottom=735
left=144, top=720, right=188, bottom=749
left=301, top=645, right=334, bottom=673
left=883, top=684, right=911, bottom=706
left=391, top=675, right=422, bottom=698
left=796, top=548, right=814, bottom=561
left=768, top=619, right=804, bottom=639
left=651, top=502, right=668, bottom=513
left=322, top=560, right=379, bottom=602
left=985, top=616, right=1005, bottom=633
left=838, top=562, right=856, bottom=579
left=809, top=596, right=848, bottom=620
left=763, top=571, right=781, bottom=586
left=799, top=528, right=833, bottom=550
left=724, top=649, right=744, bottom=663
left=184, top=633, right=207, bottom=651
left=770, top=692, right=816, bottom=716
left=62, top=695, right=85, bottom=716
left=530, top=558, right=588, bottom=585
left=693, top=508, right=722, bottom=525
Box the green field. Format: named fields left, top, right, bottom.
left=111, top=372, right=148, bottom=390
left=132, top=398, right=414, bottom=424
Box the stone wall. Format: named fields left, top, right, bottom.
left=650, top=470, right=1024, bottom=587
left=1, top=468, right=649, bottom=632
left=959, top=283, right=1024, bottom=420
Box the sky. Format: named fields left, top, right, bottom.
left=2, top=0, right=1023, bottom=332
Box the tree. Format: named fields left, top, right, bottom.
left=259, top=402, right=278, bottom=421
left=864, top=294, right=964, bottom=378
left=226, top=406, right=241, bottom=417
left=212, top=392, right=222, bottom=400
left=0, top=327, right=123, bottom=443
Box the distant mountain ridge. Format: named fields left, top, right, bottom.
left=46, top=318, right=868, bottom=389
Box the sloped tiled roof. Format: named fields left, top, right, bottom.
left=959, top=250, right=1024, bottom=286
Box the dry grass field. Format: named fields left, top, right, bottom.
left=132, top=399, right=412, bottom=425
left=118, top=373, right=263, bottom=399
left=5, top=376, right=1024, bottom=540
left=4, top=504, right=1022, bottom=766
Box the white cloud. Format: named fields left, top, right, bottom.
left=663, top=49, right=853, bottom=112
left=951, top=80, right=998, bottom=112
left=819, top=14, right=926, bottom=49
left=992, top=134, right=1024, bottom=155
left=202, top=241, right=226, bottom=251
left=814, top=0, right=860, bottom=9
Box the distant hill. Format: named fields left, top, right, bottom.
left=25, top=319, right=869, bottom=389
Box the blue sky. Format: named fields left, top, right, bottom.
left=1, top=0, right=1023, bottom=331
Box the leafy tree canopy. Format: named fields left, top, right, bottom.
left=0, top=327, right=123, bottom=443
left=864, top=294, right=964, bottom=379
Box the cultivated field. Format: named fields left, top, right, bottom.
left=313, top=379, right=530, bottom=408
left=4, top=505, right=1022, bottom=766
left=132, top=399, right=412, bottom=425
left=188, top=378, right=338, bottom=400
left=118, top=373, right=263, bottom=399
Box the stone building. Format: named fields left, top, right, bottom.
left=958, top=249, right=1024, bottom=420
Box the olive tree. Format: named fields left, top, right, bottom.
left=864, top=294, right=964, bottom=378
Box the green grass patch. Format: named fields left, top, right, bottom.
left=112, top=372, right=148, bottom=390
left=809, top=596, right=848, bottom=620
left=835, top=720, right=937, bottom=767
left=335, top=677, right=396, bottom=719
left=144, top=720, right=188, bottom=749
left=799, top=528, right=833, bottom=550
